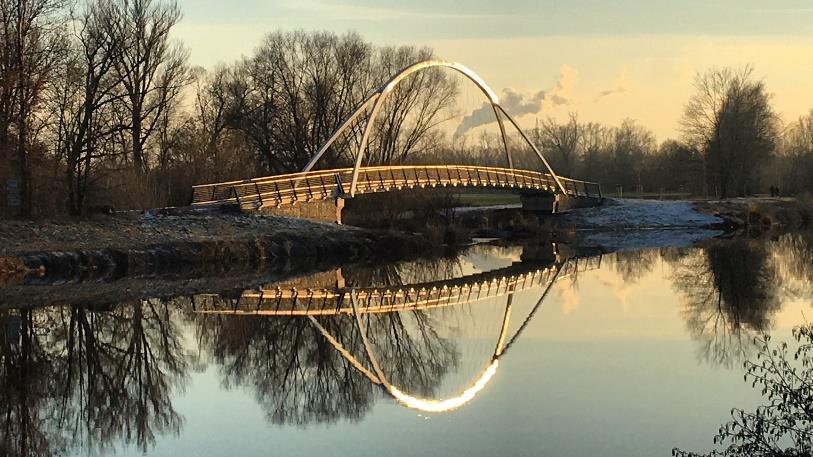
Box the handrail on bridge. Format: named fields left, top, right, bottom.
left=191, top=164, right=602, bottom=211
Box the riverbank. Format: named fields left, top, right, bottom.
left=454, top=196, right=813, bottom=251
left=559, top=198, right=725, bottom=230
left=694, top=197, right=813, bottom=232
left=3, top=196, right=810, bottom=287
left=0, top=211, right=431, bottom=286
left=563, top=196, right=813, bottom=233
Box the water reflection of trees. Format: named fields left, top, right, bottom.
left=341, top=244, right=526, bottom=288
left=364, top=311, right=459, bottom=398
left=771, top=231, right=813, bottom=299
left=343, top=254, right=464, bottom=288
left=670, top=241, right=780, bottom=367
left=197, top=314, right=375, bottom=426
left=0, top=309, right=59, bottom=457
left=195, top=308, right=459, bottom=426
left=610, top=249, right=660, bottom=283
left=0, top=301, right=190, bottom=457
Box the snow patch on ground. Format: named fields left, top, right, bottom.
left=563, top=198, right=725, bottom=251
left=563, top=198, right=723, bottom=230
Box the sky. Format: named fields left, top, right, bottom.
left=173, top=0, right=813, bottom=140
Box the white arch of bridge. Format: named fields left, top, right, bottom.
left=301, top=60, right=566, bottom=197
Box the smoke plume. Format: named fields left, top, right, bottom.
left=454, top=64, right=577, bottom=138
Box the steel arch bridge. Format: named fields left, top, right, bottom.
left=191, top=60, right=602, bottom=213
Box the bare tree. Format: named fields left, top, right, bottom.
left=579, top=121, right=612, bottom=182
left=191, top=66, right=230, bottom=178
left=107, top=0, right=189, bottom=175
left=226, top=31, right=457, bottom=173
left=47, top=0, right=123, bottom=215
left=366, top=45, right=458, bottom=165
left=681, top=66, right=779, bottom=197
left=0, top=0, right=65, bottom=217
left=777, top=110, right=813, bottom=195
left=227, top=31, right=376, bottom=172
left=531, top=113, right=581, bottom=177
left=611, top=119, right=656, bottom=191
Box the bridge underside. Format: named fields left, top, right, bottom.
left=192, top=165, right=603, bottom=224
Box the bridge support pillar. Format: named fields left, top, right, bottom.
left=520, top=194, right=604, bottom=214
left=554, top=195, right=604, bottom=212
left=257, top=197, right=345, bottom=224
left=519, top=243, right=557, bottom=263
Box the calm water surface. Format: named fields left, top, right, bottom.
left=2, top=234, right=813, bottom=457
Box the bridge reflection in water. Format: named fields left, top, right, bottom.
left=6, top=236, right=810, bottom=456
left=194, top=246, right=601, bottom=413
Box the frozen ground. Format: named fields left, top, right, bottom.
left=562, top=198, right=723, bottom=230
left=563, top=198, right=725, bottom=251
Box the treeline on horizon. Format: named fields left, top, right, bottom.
left=0, top=0, right=811, bottom=218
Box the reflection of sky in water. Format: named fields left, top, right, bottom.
left=46, top=239, right=812, bottom=456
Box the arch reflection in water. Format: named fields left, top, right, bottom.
left=196, top=252, right=601, bottom=414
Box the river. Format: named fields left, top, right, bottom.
left=1, top=233, right=812, bottom=456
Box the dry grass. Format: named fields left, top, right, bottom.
left=0, top=256, right=28, bottom=285
left=343, top=189, right=475, bottom=246
left=696, top=196, right=813, bottom=232
left=744, top=198, right=813, bottom=229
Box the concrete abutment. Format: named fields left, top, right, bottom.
left=520, top=193, right=603, bottom=214
left=256, top=198, right=345, bottom=224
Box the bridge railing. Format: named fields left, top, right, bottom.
left=191, top=165, right=601, bottom=210
left=559, top=177, right=603, bottom=200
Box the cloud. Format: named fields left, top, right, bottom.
left=597, top=274, right=631, bottom=311
left=454, top=64, right=578, bottom=138
left=593, top=71, right=629, bottom=102
left=593, top=87, right=627, bottom=101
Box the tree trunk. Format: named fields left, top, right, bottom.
left=16, top=92, right=31, bottom=217
left=66, top=156, right=78, bottom=215
left=132, top=116, right=144, bottom=173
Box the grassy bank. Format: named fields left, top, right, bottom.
left=694, top=196, right=813, bottom=233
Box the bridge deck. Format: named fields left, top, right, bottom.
left=191, top=165, right=601, bottom=211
